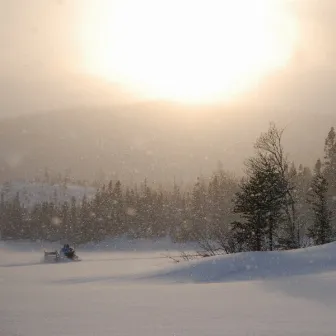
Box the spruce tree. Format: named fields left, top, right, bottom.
left=189, top=177, right=217, bottom=254
left=233, top=154, right=286, bottom=251
left=112, top=180, right=124, bottom=235
left=324, top=127, right=336, bottom=191
left=69, top=197, right=78, bottom=243
left=191, top=177, right=207, bottom=233
left=323, top=127, right=336, bottom=231
left=255, top=123, right=299, bottom=249
left=307, top=159, right=332, bottom=245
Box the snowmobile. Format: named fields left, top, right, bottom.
left=43, top=246, right=81, bottom=263
left=43, top=250, right=61, bottom=263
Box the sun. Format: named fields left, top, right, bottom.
left=78, top=0, right=298, bottom=103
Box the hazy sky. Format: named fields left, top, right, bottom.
left=1, top=0, right=336, bottom=117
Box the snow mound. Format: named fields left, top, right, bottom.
left=145, top=243, right=336, bottom=283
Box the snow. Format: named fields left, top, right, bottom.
left=0, top=236, right=198, bottom=253
left=0, top=181, right=95, bottom=206
left=145, top=243, right=336, bottom=283
left=1, top=240, right=336, bottom=336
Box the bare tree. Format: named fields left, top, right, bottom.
left=254, top=123, right=299, bottom=249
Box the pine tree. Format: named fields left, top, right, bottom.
left=254, top=123, right=299, bottom=249
left=323, top=127, right=336, bottom=232
left=112, top=180, right=124, bottom=235
left=233, top=154, right=286, bottom=251
left=190, top=177, right=207, bottom=235
left=233, top=174, right=267, bottom=251
left=77, top=194, right=91, bottom=243
left=0, top=192, right=6, bottom=239
left=61, top=201, right=70, bottom=241
left=307, top=159, right=332, bottom=245
left=30, top=204, right=42, bottom=241
left=324, top=127, right=336, bottom=191
left=208, top=174, right=221, bottom=227
left=69, top=197, right=78, bottom=243
left=188, top=177, right=218, bottom=254
left=124, top=187, right=137, bottom=237
left=152, top=189, right=165, bottom=237
left=7, top=193, right=25, bottom=239
left=207, top=170, right=239, bottom=253
left=295, top=164, right=313, bottom=246
left=168, top=181, right=182, bottom=240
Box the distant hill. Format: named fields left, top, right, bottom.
left=0, top=103, right=334, bottom=184
left=0, top=181, right=96, bottom=207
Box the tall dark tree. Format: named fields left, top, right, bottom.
left=112, top=180, right=124, bottom=235
left=7, top=193, right=25, bottom=239
left=0, top=192, right=6, bottom=239
left=77, top=194, right=91, bottom=243
left=207, top=170, right=239, bottom=253
left=186, top=177, right=219, bottom=254
left=307, top=159, right=332, bottom=245
left=168, top=181, right=184, bottom=241
left=255, top=123, right=299, bottom=249
left=69, top=197, right=78, bottom=243
left=324, top=127, right=336, bottom=190
left=294, top=164, right=313, bottom=246
left=323, top=127, right=336, bottom=230
left=233, top=153, right=286, bottom=251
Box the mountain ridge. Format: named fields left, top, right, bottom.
left=0, top=104, right=334, bottom=183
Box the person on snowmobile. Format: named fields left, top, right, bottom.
left=61, top=244, right=75, bottom=259
left=61, top=244, right=70, bottom=254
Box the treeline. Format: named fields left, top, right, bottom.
left=0, top=123, right=335, bottom=253
left=0, top=173, right=237, bottom=244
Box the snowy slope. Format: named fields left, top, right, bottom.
left=144, top=242, right=336, bottom=283
left=0, top=181, right=96, bottom=206
left=1, top=241, right=336, bottom=336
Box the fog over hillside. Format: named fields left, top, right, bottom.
left=0, top=104, right=334, bottom=184
left=1, top=0, right=336, bottom=183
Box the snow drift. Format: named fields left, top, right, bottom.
left=144, top=242, right=336, bottom=284
left=2, top=240, right=336, bottom=335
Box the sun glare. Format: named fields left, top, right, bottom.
left=78, top=0, right=298, bottom=103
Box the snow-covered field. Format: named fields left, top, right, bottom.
left=1, top=240, right=336, bottom=336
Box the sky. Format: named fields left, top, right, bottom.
left=0, top=0, right=336, bottom=117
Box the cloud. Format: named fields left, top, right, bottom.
left=244, top=0, right=336, bottom=115
left=0, top=0, right=336, bottom=116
